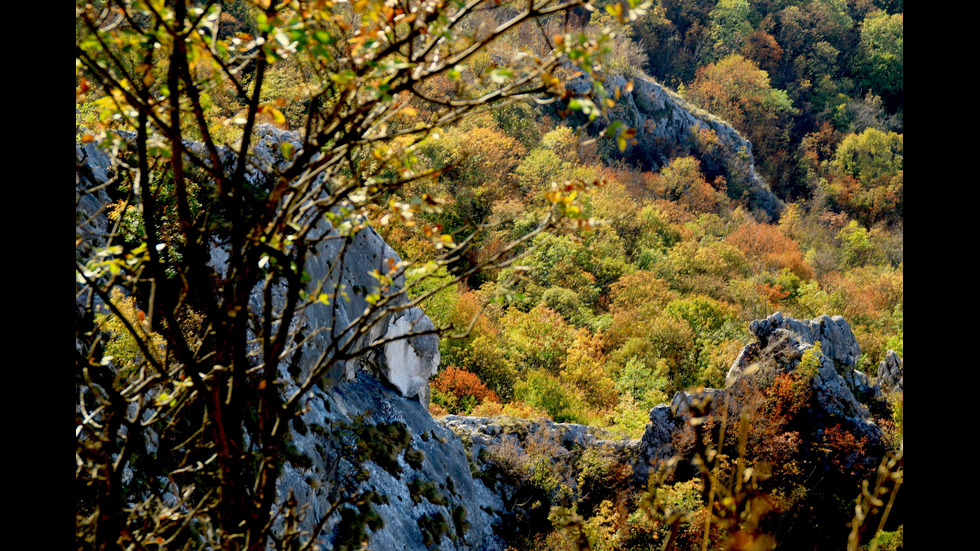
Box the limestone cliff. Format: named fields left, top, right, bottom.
left=76, top=131, right=507, bottom=551
left=634, top=312, right=899, bottom=486
left=726, top=313, right=876, bottom=418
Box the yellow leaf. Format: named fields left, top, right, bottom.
left=260, top=104, right=286, bottom=124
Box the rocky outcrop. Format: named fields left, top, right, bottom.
left=567, top=72, right=784, bottom=216
left=876, top=349, right=904, bottom=394
left=632, top=388, right=725, bottom=484
left=631, top=312, right=900, bottom=489
left=440, top=414, right=629, bottom=452
left=723, top=312, right=883, bottom=439
left=726, top=313, right=871, bottom=412
left=75, top=130, right=497, bottom=551
left=439, top=414, right=638, bottom=540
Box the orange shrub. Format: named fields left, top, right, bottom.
left=819, top=424, right=870, bottom=476
left=431, top=365, right=500, bottom=405
left=823, top=266, right=903, bottom=324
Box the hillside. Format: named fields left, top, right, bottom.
left=76, top=1, right=902, bottom=550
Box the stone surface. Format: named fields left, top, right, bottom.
left=749, top=312, right=862, bottom=369
left=75, top=130, right=500, bottom=551
left=876, top=349, right=904, bottom=394
left=632, top=387, right=726, bottom=484
left=75, top=141, right=116, bottom=257
left=724, top=312, right=882, bottom=441
left=276, top=373, right=507, bottom=551
left=440, top=414, right=633, bottom=455
left=567, top=72, right=784, bottom=217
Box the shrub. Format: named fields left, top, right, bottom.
left=430, top=365, right=500, bottom=414
left=514, top=370, right=586, bottom=424
left=516, top=148, right=572, bottom=194
left=96, top=288, right=168, bottom=379
left=561, top=330, right=618, bottom=410
left=541, top=287, right=593, bottom=328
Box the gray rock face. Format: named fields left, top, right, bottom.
left=75, top=130, right=496, bottom=551
left=876, top=349, right=904, bottom=394
left=727, top=312, right=865, bottom=384
left=748, top=312, right=862, bottom=369
left=632, top=388, right=726, bottom=484
left=724, top=312, right=880, bottom=440
left=76, top=141, right=117, bottom=257
left=568, top=73, right=784, bottom=216
left=268, top=202, right=441, bottom=406
left=276, top=373, right=507, bottom=551
left=374, top=309, right=441, bottom=405
left=440, top=414, right=634, bottom=459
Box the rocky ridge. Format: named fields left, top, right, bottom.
left=567, top=71, right=784, bottom=217
left=876, top=349, right=904, bottom=394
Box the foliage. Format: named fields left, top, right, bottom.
left=614, top=356, right=670, bottom=408
left=707, top=0, right=753, bottom=61
left=431, top=365, right=500, bottom=415
left=684, top=54, right=796, bottom=194
left=858, top=11, right=904, bottom=112
left=823, top=128, right=904, bottom=226
left=514, top=370, right=587, bottom=424
left=503, top=304, right=578, bottom=375
left=650, top=156, right=729, bottom=214
left=76, top=0, right=904, bottom=548
left=726, top=217, right=815, bottom=279
left=75, top=0, right=641, bottom=549
left=95, top=288, right=170, bottom=379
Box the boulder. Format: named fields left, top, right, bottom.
left=725, top=312, right=880, bottom=440
left=632, top=388, right=726, bottom=484
left=876, top=349, right=904, bottom=394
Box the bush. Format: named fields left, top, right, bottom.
left=430, top=365, right=500, bottom=414
left=514, top=370, right=586, bottom=424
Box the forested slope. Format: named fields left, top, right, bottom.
left=76, top=1, right=902, bottom=549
